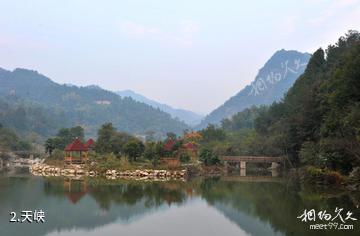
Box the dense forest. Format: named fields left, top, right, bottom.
left=200, top=31, right=360, bottom=174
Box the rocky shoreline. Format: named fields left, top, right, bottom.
left=30, top=163, right=187, bottom=180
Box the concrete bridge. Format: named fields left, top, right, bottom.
left=222, top=156, right=283, bottom=176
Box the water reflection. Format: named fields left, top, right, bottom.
left=0, top=175, right=359, bottom=236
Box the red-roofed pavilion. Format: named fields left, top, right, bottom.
left=183, top=142, right=197, bottom=152
left=64, top=138, right=88, bottom=164
left=164, top=139, right=175, bottom=151
left=84, top=138, right=95, bottom=150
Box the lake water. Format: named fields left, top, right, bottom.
left=0, top=170, right=359, bottom=236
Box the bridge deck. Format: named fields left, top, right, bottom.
left=222, top=156, right=282, bottom=163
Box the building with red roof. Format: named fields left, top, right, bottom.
left=64, top=138, right=88, bottom=164
left=183, top=142, right=197, bottom=154
left=84, top=138, right=96, bottom=150
left=164, top=139, right=175, bottom=151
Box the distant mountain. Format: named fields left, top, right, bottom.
left=116, top=90, right=204, bottom=126
left=0, top=68, right=189, bottom=138
left=197, top=49, right=311, bottom=129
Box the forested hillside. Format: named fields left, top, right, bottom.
left=200, top=31, right=360, bottom=174
left=0, top=124, right=31, bottom=152
left=255, top=31, right=360, bottom=173
left=0, top=97, right=69, bottom=139
left=197, top=50, right=311, bottom=129
left=0, top=68, right=189, bottom=138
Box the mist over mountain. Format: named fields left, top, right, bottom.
left=197, top=49, right=311, bottom=129
left=116, top=90, right=204, bottom=126
left=0, top=68, right=189, bottom=138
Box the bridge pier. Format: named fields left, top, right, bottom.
left=271, top=162, right=280, bottom=177
left=240, top=161, right=246, bottom=169
left=240, top=161, right=246, bottom=176
left=271, top=162, right=280, bottom=169
left=240, top=168, right=246, bottom=176
left=271, top=169, right=279, bottom=177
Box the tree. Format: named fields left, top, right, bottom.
left=69, top=126, right=85, bottom=140
left=155, top=141, right=166, bottom=157
left=166, top=132, right=177, bottom=140
left=199, top=148, right=220, bottom=166
left=96, top=123, right=116, bottom=154
left=110, top=132, right=133, bottom=156
left=200, top=124, right=226, bottom=143
left=43, top=126, right=85, bottom=152
left=179, top=152, right=191, bottom=163
left=0, top=126, right=31, bottom=151
left=144, top=141, right=159, bottom=167
left=45, top=138, right=56, bottom=155
left=124, top=140, right=145, bottom=162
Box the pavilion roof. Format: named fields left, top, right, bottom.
left=64, top=138, right=88, bottom=152
left=164, top=139, right=175, bottom=151
left=183, top=142, right=197, bottom=150
left=84, top=138, right=95, bottom=148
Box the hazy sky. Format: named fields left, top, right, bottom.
left=0, top=0, right=359, bottom=114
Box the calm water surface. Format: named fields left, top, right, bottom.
left=0, top=170, right=359, bottom=236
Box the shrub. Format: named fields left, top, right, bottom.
left=199, top=148, right=220, bottom=166
left=95, top=153, right=122, bottom=173
left=301, top=166, right=345, bottom=185
left=48, top=149, right=64, bottom=160
left=179, top=152, right=191, bottom=163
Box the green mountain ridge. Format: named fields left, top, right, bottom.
left=116, top=90, right=204, bottom=126
left=197, top=49, right=311, bottom=129
left=0, top=68, right=189, bottom=139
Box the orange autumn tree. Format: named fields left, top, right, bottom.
left=183, top=131, right=203, bottom=143
left=181, top=131, right=203, bottom=161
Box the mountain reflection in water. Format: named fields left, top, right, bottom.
left=0, top=176, right=359, bottom=236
